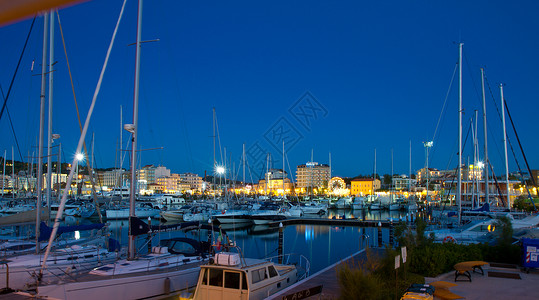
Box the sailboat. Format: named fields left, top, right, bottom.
left=33, top=1, right=215, bottom=299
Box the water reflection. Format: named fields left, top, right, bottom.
left=1, top=208, right=400, bottom=274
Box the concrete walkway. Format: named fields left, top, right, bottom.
left=426, top=264, right=538, bottom=299
left=267, top=248, right=385, bottom=300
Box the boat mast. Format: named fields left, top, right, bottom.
left=500, top=84, right=510, bottom=209
left=119, top=105, right=123, bottom=200
left=46, top=10, right=55, bottom=220
left=374, top=148, right=376, bottom=196
left=36, top=12, right=49, bottom=253
left=409, top=140, right=411, bottom=194
left=212, top=107, right=216, bottom=198
left=57, top=142, right=61, bottom=200
left=2, top=149, right=5, bottom=197
left=242, top=143, right=245, bottom=192
left=457, top=42, right=463, bottom=224
left=329, top=151, right=331, bottom=180
left=282, top=140, right=285, bottom=197
left=11, top=147, right=14, bottom=199
left=128, top=0, right=143, bottom=261
left=265, top=153, right=269, bottom=196
left=473, top=110, right=479, bottom=209
left=481, top=68, right=489, bottom=205
left=391, top=148, right=393, bottom=201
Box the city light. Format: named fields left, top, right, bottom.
left=216, top=166, right=225, bottom=175
left=76, top=153, right=84, bottom=161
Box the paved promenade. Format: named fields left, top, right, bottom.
left=426, top=264, right=539, bottom=300
left=268, top=249, right=539, bottom=300
left=267, top=248, right=384, bottom=300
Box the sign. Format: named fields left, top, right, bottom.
left=395, top=255, right=401, bottom=269
left=282, top=285, right=323, bottom=300
left=401, top=246, right=407, bottom=263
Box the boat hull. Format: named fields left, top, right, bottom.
left=37, top=264, right=202, bottom=300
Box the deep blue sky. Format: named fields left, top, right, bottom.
left=1, top=0, right=538, bottom=181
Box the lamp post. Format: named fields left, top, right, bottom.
left=75, top=152, right=84, bottom=197
left=216, top=165, right=225, bottom=197
left=423, top=141, right=433, bottom=203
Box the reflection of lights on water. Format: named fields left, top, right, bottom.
left=305, top=226, right=315, bottom=241
left=75, top=231, right=80, bottom=240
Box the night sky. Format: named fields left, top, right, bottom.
left=1, top=0, right=538, bottom=182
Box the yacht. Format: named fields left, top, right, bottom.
left=192, top=247, right=309, bottom=300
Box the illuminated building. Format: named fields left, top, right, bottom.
left=156, top=172, right=203, bottom=193
left=350, top=178, right=381, bottom=195
left=296, top=162, right=330, bottom=191
left=257, top=169, right=293, bottom=195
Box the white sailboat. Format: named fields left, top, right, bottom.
left=34, top=2, right=214, bottom=299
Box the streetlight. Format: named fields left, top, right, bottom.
left=215, top=165, right=225, bottom=196
left=423, top=141, right=433, bottom=203
left=75, top=153, right=84, bottom=197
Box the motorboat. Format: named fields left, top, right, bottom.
left=192, top=245, right=309, bottom=300
left=351, top=197, right=366, bottom=210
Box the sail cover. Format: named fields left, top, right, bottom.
left=129, top=217, right=224, bottom=236
left=39, top=222, right=105, bottom=241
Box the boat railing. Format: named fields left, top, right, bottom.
left=264, top=252, right=310, bottom=280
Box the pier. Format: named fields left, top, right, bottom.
left=268, top=218, right=397, bottom=228
left=267, top=248, right=385, bottom=300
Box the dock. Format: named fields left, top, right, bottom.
left=268, top=218, right=397, bottom=228
left=267, top=248, right=385, bottom=300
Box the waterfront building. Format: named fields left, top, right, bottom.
left=392, top=176, right=416, bottom=190
left=417, top=165, right=483, bottom=184
left=296, top=162, right=330, bottom=193
left=528, top=170, right=539, bottom=183
left=350, top=178, right=381, bottom=196
left=257, top=169, right=293, bottom=195
left=442, top=179, right=521, bottom=207
left=156, top=172, right=203, bottom=194
left=97, top=169, right=127, bottom=188
left=43, top=172, right=68, bottom=191
left=178, top=173, right=203, bottom=193
left=416, top=167, right=441, bottom=183
left=139, top=165, right=170, bottom=185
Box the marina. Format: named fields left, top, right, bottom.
left=1, top=0, right=539, bottom=299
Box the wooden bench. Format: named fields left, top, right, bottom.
left=464, top=261, right=488, bottom=275
left=453, top=262, right=473, bottom=282
left=429, top=281, right=463, bottom=300
left=453, top=261, right=488, bottom=282
left=434, top=288, right=464, bottom=300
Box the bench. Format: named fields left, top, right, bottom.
left=464, top=260, right=488, bottom=275
left=453, top=261, right=488, bottom=282
left=429, top=281, right=463, bottom=300
left=453, top=262, right=473, bottom=282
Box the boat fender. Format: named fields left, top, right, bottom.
left=443, top=235, right=456, bottom=244
left=164, top=277, right=170, bottom=294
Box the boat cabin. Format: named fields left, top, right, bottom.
left=193, top=252, right=297, bottom=300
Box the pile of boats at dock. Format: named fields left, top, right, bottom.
left=425, top=202, right=539, bottom=245
left=0, top=213, right=310, bottom=299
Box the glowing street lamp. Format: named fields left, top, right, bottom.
left=216, top=166, right=225, bottom=175
left=215, top=165, right=225, bottom=196
left=423, top=141, right=433, bottom=202
left=75, top=153, right=85, bottom=195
